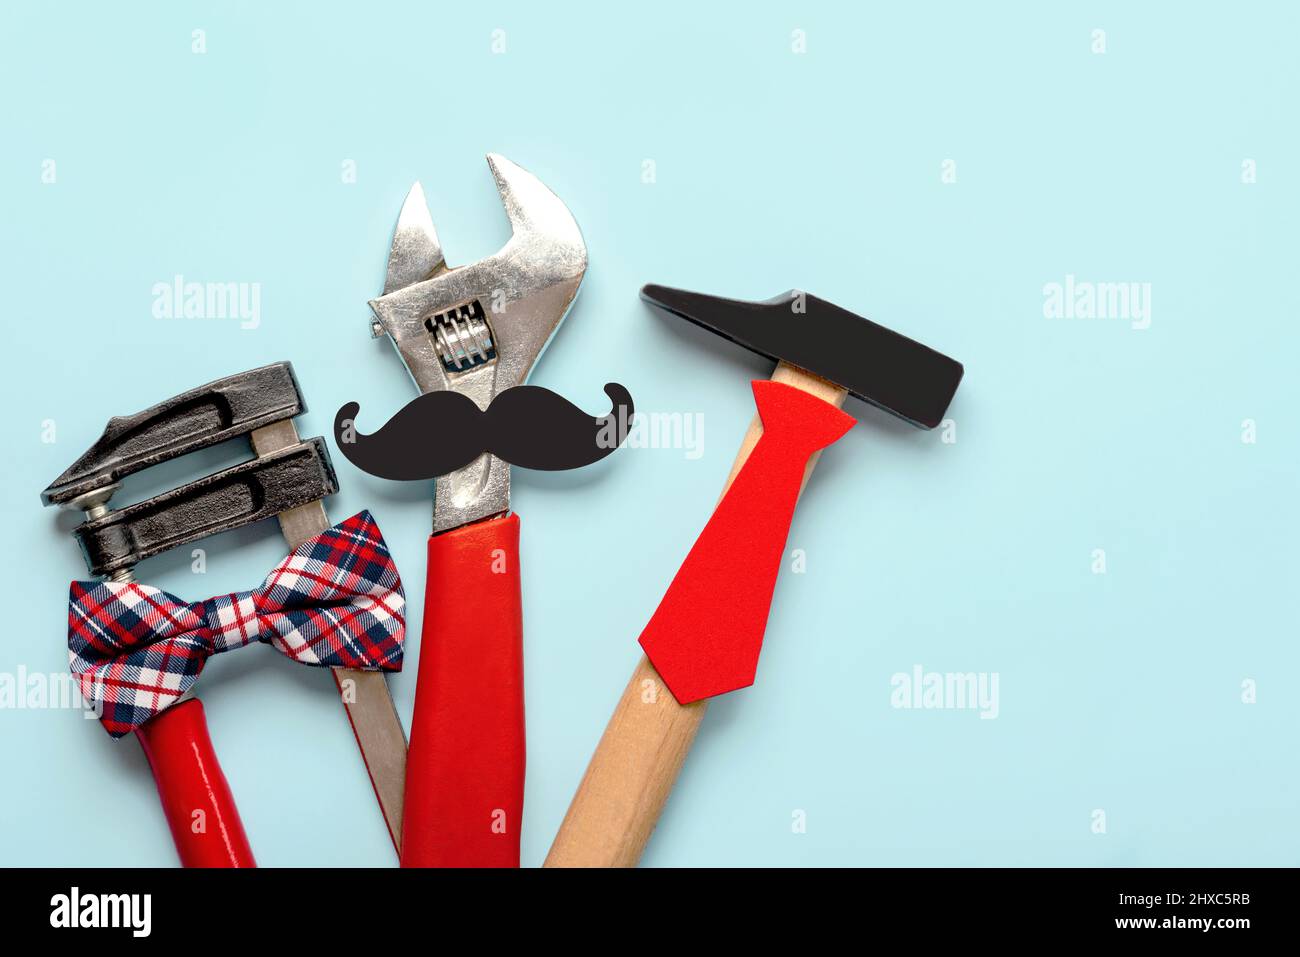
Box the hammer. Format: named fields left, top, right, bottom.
left=544, top=285, right=963, bottom=867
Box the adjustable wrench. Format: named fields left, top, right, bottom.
left=368, top=155, right=587, bottom=866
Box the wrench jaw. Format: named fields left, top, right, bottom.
left=380, top=181, right=447, bottom=300
left=369, top=259, right=584, bottom=396
left=367, top=154, right=587, bottom=532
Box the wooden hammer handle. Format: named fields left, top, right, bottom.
left=544, top=362, right=846, bottom=867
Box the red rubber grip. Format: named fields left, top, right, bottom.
left=134, top=698, right=256, bottom=868
left=401, top=513, right=525, bottom=868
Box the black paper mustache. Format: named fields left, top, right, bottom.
left=334, top=383, right=635, bottom=479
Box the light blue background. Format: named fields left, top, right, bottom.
left=2, top=2, right=1296, bottom=867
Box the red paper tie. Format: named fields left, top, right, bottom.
left=639, top=380, right=856, bottom=703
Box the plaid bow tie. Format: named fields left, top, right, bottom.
left=68, top=510, right=405, bottom=737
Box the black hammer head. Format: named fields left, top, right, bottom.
left=641, top=285, right=963, bottom=430
left=41, top=362, right=338, bottom=578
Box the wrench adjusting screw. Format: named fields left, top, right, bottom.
left=425, top=298, right=496, bottom=373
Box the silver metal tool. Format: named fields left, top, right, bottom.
left=369, top=153, right=587, bottom=532
left=366, top=154, right=587, bottom=866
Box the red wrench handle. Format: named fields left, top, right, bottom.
left=133, top=698, right=256, bottom=867
left=401, top=513, right=525, bottom=868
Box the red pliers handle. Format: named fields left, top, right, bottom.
left=400, top=513, right=525, bottom=867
